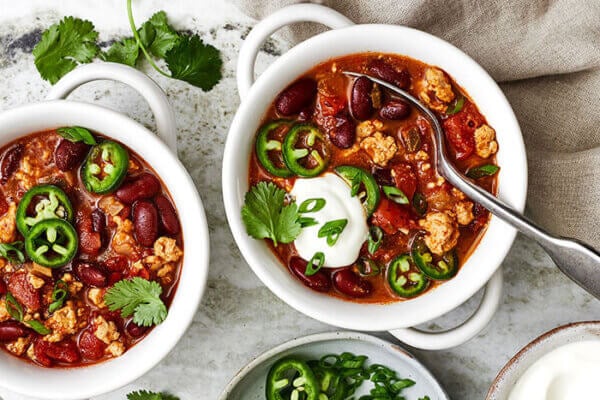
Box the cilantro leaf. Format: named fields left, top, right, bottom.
left=127, top=390, right=179, bottom=400
left=103, top=37, right=139, bottom=66
left=165, top=35, right=222, bottom=91
left=104, top=277, right=167, bottom=327
left=143, top=11, right=180, bottom=58
left=33, top=17, right=99, bottom=84
left=241, top=182, right=301, bottom=246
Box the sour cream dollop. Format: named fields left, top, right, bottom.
left=508, top=340, right=600, bottom=400
left=291, top=173, right=368, bottom=268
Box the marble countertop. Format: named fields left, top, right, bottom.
left=0, top=1, right=598, bottom=399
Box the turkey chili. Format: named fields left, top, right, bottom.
left=0, top=128, right=183, bottom=367
left=243, top=53, right=499, bottom=303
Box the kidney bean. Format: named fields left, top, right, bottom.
left=288, top=257, right=331, bottom=293
left=1, top=144, right=24, bottom=184
left=154, top=195, right=180, bottom=235
left=54, top=140, right=89, bottom=171
left=115, top=173, right=160, bottom=204
left=329, top=113, right=356, bottom=149
left=91, top=208, right=105, bottom=233
left=126, top=321, right=148, bottom=338
left=32, top=339, right=53, bottom=367
left=8, top=272, right=41, bottom=311
left=0, top=321, right=30, bottom=342
left=368, top=59, right=411, bottom=89
left=350, top=77, right=374, bottom=120
left=103, top=256, right=128, bottom=273
left=333, top=268, right=372, bottom=298
left=78, top=330, right=106, bottom=360
left=74, top=262, right=107, bottom=288
left=379, top=99, right=411, bottom=120
left=76, top=210, right=102, bottom=255
left=133, top=200, right=158, bottom=247
left=0, top=279, right=6, bottom=295
left=44, top=340, right=80, bottom=364
left=372, top=168, right=394, bottom=187
left=298, top=106, right=314, bottom=122
left=275, top=78, right=317, bottom=116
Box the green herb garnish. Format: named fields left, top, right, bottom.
left=0, top=242, right=25, bottom=264
left=304, top=252, right=325, bottom=276
left=57, top=126, right=97, bottom=145
left=466, top=164, right=500, bottom=179
left=382, top=185, right=409, bottom=204
left=318, top=219, right=348, bottom=246
left=104, top=277, right=168, bottom=327
left=127, top=390, right=179, bottom=400
left=32, top=17, right=99, bottom=84
left=241, top=182, right=301, bottom=246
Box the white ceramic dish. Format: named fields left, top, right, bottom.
left=222, top=4, right=527, bottom=349
left=219, top=331, right=449, bottom=400
left=486, top=321, right=600, bottom=400
left=0, top=63, right=210, bottom=400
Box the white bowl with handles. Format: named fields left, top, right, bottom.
left=222, top=3, right=527, bottom=350
left=0, top=63, right=210, bottom=400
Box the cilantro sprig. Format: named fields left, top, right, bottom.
left=104, top=277, right=168, bottom=327
left=33, top=5, right=222, bottom=91
left=241, top=182, right=302, bottom=246
left=127, top=390, right=179, bottom=400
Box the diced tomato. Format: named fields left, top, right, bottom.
left=8, top=272, right=41, bottom=311
left=442, top=102, right=484, bottom=160
left=44, top=339, right=80, bottom=364
left=79, top=330, right=106, bottom=360
left=318, top=94, right=346, bottom=117
left=391, top=163, right=417, bottom=200
left=108, top=272, right=122, bottom=286
left=371, top=197, right=417, bottom=234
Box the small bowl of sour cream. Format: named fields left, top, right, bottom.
left=487, top=321, right=600, bottom=400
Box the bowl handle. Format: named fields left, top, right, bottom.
left=389, top=269, right=503, bottom=350
left=45, top=62, right=177, bottom=154
left=237, top=3, right=354, bottom=101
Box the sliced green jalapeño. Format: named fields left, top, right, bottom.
left=411, top=235, right=458, bottom=280
left=266, top=358, right=319, bottom=400
left=256, top=120, right=293, bottom=177
left=24, top=218, right=78, bottom=268
left=334, top=165, right=380, bottom=216
left=16, top=185, right=74, bottom=236
left=387, top=254, right=429, bottom=298
left=82, top=141, right=129, bottom=194
left=282, top=124, right=329, bottom=177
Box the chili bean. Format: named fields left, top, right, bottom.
left=103, top=256, right=128, bottom=272
left=32, top=339, right=53, bottom=367
left=289, top=257, right=331, bottom=292
left=44, top=340, right=80, bottom=363
left=368, top=59, right=411, bottom=89
left=0, top=279, right=6, bottom=295
left=0, top=321, right=29, bottom=342
left=126, top=321, right=148, bottom=338
left=74, top=262, right=107, bottom=288
left=54, top=140, right=89, bottom=171
left=133, top=200, right=158, bottom=247
left=275, top=78, right=317, bottom=116
left=8, top=272, right=41, bottom=311
left=1, top=144, right=24, bottom=184
left=76, top=210, right=102, bottom=256
left=115, top=173, right=160, bottom=204
left=333, top=268, right=372, bottom=298
left=350, top=77, right=374, bottom=120
left=78, top=330, right=105, bottom=360
left=91, top=209, right=105, bottom=233
left=372, top=168, right=394, bottom=186
left=329, top=113, right=356, bottom=149
left=154, top=195, right=180, bottom=235
left=379, top=99, right=411, bottom=120
left=298, top=106, right=314, bottom=122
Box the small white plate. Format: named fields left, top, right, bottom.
left=486, top=321, right=600, bottom=399
left=219, top=331, right=449, bottom=400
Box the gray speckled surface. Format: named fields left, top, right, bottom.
left=0, top=1, right=598, bottom=399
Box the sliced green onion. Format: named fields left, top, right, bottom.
left=446, top=96, right=464, bottom=115
left=305, top=252, right=325, bottom=276
left=466, top=164, right=500, bottom=179
left=412, top=192, right=428, bottom=216
left=48, top=280, right=68, bottom=313
left=299, top=198, right=326, bottom=213
left=318, top=219, right=348, bottom=246
left=5, top=293, right=23, bottom=321
left=382, top=185, right=409, bottom=204
left=0, top=242, right=25, bottom=264
left=25, top=320, right=51, bottom=335
left=299, top=216, right=319, bottom=228
left=367, top=226, right=383, bottom=254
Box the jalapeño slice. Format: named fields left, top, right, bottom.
left=334, top=165, right=380, bottom=216
left=282, top=124, right=329, bottom=177
left=256, top=120, right=293, bottom=177
left=266, top=358, right=319, bottom=400
left=24, top=219, right=78, bottom=268
left=411, top=234, right=459, bottom=280
left=387, top=254, right=429, bottom=298
left=16, top=185, right=74, bottom=236
left=82, top=141, right=129, bottom=194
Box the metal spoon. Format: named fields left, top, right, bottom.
left=344, top=71, right=600, bottom=299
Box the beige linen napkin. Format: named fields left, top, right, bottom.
left=229, top=0, right=600, bottom=248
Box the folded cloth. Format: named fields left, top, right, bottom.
left=230, top=0, right=600, bottom=248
